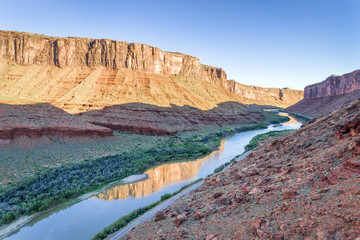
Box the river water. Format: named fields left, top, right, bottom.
left=6, top=113, right=301, bottom=240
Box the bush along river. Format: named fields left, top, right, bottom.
left=4, top=113, right=302, bottom=240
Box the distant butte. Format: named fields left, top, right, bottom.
left=287, top=69, right=360, bottom=118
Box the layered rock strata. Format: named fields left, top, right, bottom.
left=0, top=103, right=113, bottom=141
left=0, top=30, right=302, bottom=113
left=0, top=30, right=303, bottom=140
left=227, top=80, right=303, bottom=108
left=0, top=31, right=227, bottom=88
left=287, top=70, right=360, bottom=118
left=304, top=70, right=360, bottom=99
left=79, top=102, right=266, bottom=135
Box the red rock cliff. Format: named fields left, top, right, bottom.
left=0, top=31, right=227, bottom=88
left=227, top=80, right=303, bottom=108
left=304, top=70, right=360, bottom=99
left=287, top=69, right=360, bottom=118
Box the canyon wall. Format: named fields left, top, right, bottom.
left=304, top=70, right=360, bottom=99
left=227, top=80, right=303, bottom=108
left=0, top=31, right=302, bottom=111
left=287, top=69, right=360, bottom=118
left=0, top=31, right=227, bottom=88
left=0, top=30, right=303, bottom=140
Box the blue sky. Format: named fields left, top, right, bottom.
left=0, top=0, right=359, bottom=90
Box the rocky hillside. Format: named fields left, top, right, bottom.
left=79, top=102, right=267, bottom=136
left=126, top=99, right=360, bottom=239
left=287, top=70, right=360, bottom=118
left=0, top=103, right=113, bottom=144
left=228, top=80, right=303, bottom=108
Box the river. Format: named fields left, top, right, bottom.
left=5, top=113, right=301, bottom=240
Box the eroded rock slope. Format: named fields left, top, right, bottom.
left=79, top=102, right=267, bottom=136
left=0, top=103, right=113, bottom=143
left=0, top=30, right=302, bottom=113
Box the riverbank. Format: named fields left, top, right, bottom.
left=93, top=128, right=299, bottom=240
left=1, top=117, right=289, bottom=238
left=124, top=100, right=360, bottom=240
left=0, top=173, right=150, bottom=239
left=95, top=179, right=204, bottom=240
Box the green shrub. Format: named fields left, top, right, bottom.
left=160, top=193, right=172, bottom=201
left=244, top=130, right=294, bottom=152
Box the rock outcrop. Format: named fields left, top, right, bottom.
left=0, top=103, right=113, bottom=142
left=228, top=80, right=303, bottom=108
left=0, top=30, right=302, bottom=113
left=304, top=70, right=360, bottom=99
left=79, top=102, right=267, bottom=136
left=125, top=99, right=360, bottom=240
left=287, top=69, right=360, bottom=118
left=0, top=30, right=227, bottom=88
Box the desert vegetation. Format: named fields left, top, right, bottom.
left=1, top=119, right=292, bottom=226
left=244, top=130, right=295, bottom=152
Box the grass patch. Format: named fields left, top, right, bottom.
left=263, top=111, right=290, bottom=124
left=244, top=130, right=294, bottom=152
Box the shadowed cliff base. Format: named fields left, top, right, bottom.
left=78, top=101, right=282, bottom=136
left=0, top=103, right=113, bottom=142
left=0, top=101, right=286, bottom=148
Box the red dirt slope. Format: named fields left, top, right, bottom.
left=0, top=103, right=113, bottom=142
left=79, top=102, right=267, bottom=136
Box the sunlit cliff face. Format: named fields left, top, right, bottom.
left=95, top=140, right=225, bottom=201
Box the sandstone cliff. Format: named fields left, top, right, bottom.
left=0, top=31, right=227, bottom=88
left=287, top=69, right=360, bottom=118
left=304, top=70, right=360, bottom=99
left=227, top=80, right=303, bottom=108
left=0, top=30, right=301, bottom=113
left=0, top=30, right=302, bottom=140
left=0, top=31, right=238, bottom=114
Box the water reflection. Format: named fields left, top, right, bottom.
left=279, top=112, right=298, bottom=124
left=96, top=141, right=225, bottom=200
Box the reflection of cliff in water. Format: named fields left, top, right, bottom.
left=96, top=140, right=225, bottom=201
left=279, top=112, right=298, bottom=125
